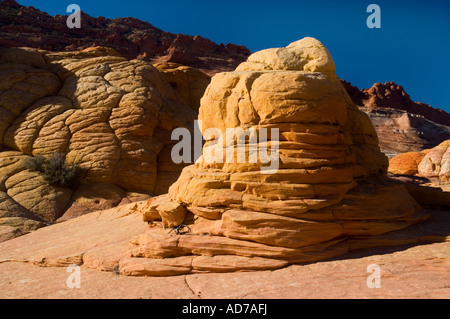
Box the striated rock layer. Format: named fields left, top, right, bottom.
left=361, top=107, right=450, bottom=159
left=0, top=200, right=447, bottom=294
left=125, top=38, right=429, bottom=276
left=341, top=80, right=450, bottom=158
left=0, top=46, right=208, bottom=241
left=342, top=80, right=450, bottom=127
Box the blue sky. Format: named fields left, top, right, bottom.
left=15, top=0, right=450, bottom=112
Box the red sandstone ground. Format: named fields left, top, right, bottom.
left=0, top=242, right=448, bottom=299
left=0, top=202, right=448, bottom=299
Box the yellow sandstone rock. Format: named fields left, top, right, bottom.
left=127, top=37, right=428, bottom=275
left=0, top=46, right=209, bottom=240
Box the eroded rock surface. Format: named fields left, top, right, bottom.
left=123, top=38, right=430, bottom=276
left=0, top=199, right=447, bottom=296
left=0, top=0, right=251, bottom=75
left=361, top=107, right=450, bottom=159
left=389, top=140, right=450, bottom=182
left=342, top=80, right=450, bottom=158
left=0, top=46, right=207, bottom=240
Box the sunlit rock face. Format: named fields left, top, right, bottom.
left=122, top=38, right=428, bottom=276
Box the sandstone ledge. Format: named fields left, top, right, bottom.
left=0, top=202, right=447, bottom=279
left=0, top=203, right=448, bottom=298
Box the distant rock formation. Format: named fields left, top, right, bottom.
left=342, top=81, right=450, bottom=126
left=361, top=107, right=450, bottom=158
left=0, top=46, right=209, bottom=242
left=121, top=38, right=428, bottom=276
left=341, top=80, right=450, bottom=158
left=0, top=0, right=251, bottom=75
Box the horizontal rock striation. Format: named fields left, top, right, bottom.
left=124, top=38, right=429, bottom=276
left=342, top=80, right=450, bottom=158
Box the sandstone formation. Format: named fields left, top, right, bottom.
left=361, top=107, right=450, bottom=158
left=342, top=80, right=450, bottom=126
left=390, top=140, right=450, bottom=181
left=0, top=46, right=208, bottom=241
left=0, top=201, right=448, bottom=298
left=0, top=0, right=251, bottom=75
left=120, top=38, right=429, bottom=276
left=417, top=140, right=450, bottom=182
left=154, top=62, right=211, bottom=112
left=389, top=150, right=430, bottom=176
left=3, top=0, right=449, bottom=162
left=388, top=141, right=450, bottom=209
left=341, top=80, right=450, bottom=158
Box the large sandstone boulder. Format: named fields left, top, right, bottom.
left=389, top=141, right=450, bottom=208
left=124, top=38, right=429, bottom=276
left=389, top=150, right=430, bottom=176
left=0, top=46, right=208, bottom=240
left=389, top=140, right=450, bottom=182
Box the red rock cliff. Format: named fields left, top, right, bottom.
left=0, top=0, right=251, bottom=75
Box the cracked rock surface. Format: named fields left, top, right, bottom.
left=0, top=201, right=448, bottom=298
left=0, top=47, right=209, bottom=241
left=126, top=38, right=432, bottom=275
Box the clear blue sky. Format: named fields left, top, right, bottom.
left=15, top=0, right=450, bottom=112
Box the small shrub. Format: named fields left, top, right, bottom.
left=23, top=153, right=80, bottom=188
left=23, top=155, right=46, bottom=172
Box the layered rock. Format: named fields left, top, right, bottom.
left=342, top=80, right=450, bottom=126
left=363, top=107, right=450, bottom=158
left=0, top=199, right=447, bottom=294
left=124, top=38, right=428, bottom=276
left=0, top=46, right=207, bottom=240
left=341, top=80, right=450, bottom=158
left=0, top=0, right=251, bottom=75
